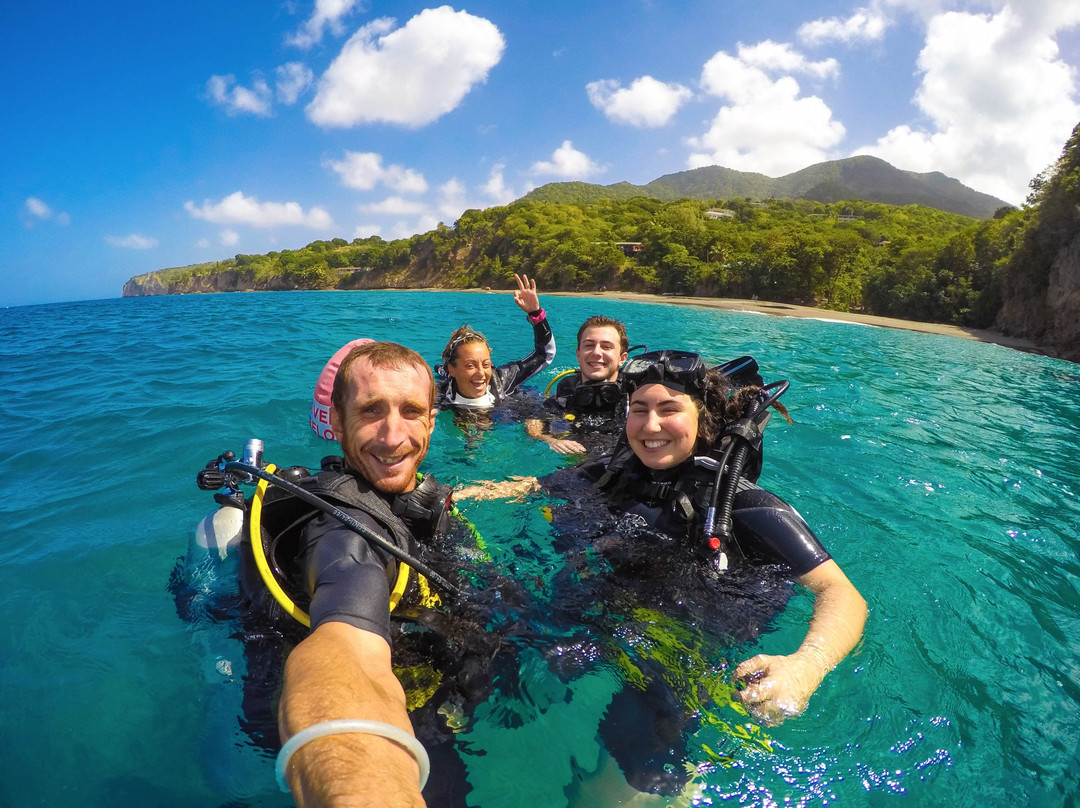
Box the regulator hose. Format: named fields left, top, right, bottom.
left=250, top=464, right=312, bottom=627
left=222, top=461, right=462, bottom=599
left=712, top=405, right=757, bottom=543
left=707, top=380, right=790, bottom=544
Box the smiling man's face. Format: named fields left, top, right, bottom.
left=330, top=358, right=437, bottom=493
left=576, top=325, right=627, bottom=382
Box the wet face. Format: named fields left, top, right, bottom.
left=625, top=382, right=700, bottom=470
left=448, top=341, right=493, bottom=399
left=576, top=325, right=627, bottom=383
left=329, top=359, right=437, bottom=493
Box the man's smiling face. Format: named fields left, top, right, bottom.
left=330, top=358, right=437, bottom=493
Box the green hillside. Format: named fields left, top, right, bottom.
left=126, top=194, right=1016, bottom=329
left=524, top=156, right=1009, bottom=219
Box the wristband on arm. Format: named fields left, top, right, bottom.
left=526, top=308, right=546, bottom=324
left=276, top=719, right=431, bottom=792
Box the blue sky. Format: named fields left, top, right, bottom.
left=3, top=0, right=1079, bottom=307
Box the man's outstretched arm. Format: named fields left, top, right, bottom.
left=278, top=621, right=427, bottom=808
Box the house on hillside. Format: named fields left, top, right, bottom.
left=705, top=208, right=736, bottom=219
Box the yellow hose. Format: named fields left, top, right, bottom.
left=250, top=464, right=311, bottom=627
left=388, top=557, right=411, bottom=611
left=544, top=368, right=576, bottom=397
left=251, top=463, right=413, bottom=626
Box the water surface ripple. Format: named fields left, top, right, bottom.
left=0, top=292, right=1077, bottom=807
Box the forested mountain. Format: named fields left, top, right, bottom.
left=124, top=196, right=1002, bottom=325
left=523, top=156, right=1009, bottom=219
left=125, top=132, right=1080, bottom=362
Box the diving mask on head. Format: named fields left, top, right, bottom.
left=620, top=350, right=708, bottom=397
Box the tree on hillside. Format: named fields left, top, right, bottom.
left=999, top=121, right=1080, bottom=337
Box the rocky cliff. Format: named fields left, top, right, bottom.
left=1046, top=235, right=1080, bottom=361
left=123, top=266, right=356, bottom=295
left=995, top=123, right=1080, bottom=363
left=997, top=232, right=1080, bottom=363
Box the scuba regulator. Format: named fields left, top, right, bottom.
left=698, top=380, right=789, bottom=572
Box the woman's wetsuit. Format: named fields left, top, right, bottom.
left=435, top=309, right=555, bottom=408
left=556, top=453, right=830, bottom=574
left=539, top=450, right=832, bottom=796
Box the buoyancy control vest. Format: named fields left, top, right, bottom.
left=238, top=457, right=454, bottom=626
left=591, top=451, right=739, bottom=542
left=589, top=453, right=828, bottom=574
left=552, top=370, right=624, bottom=414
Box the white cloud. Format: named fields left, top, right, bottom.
left=105, top=233, right=159, bottom=250
left=436, top=178, right=467, bottom=220
left=206, top=74, right=273, bottom=116
left=357, top=196, right=430, bottom=216
left=353, top=223, right=383, bottom=239
left=481, top=164, right=517, bottom=205
left=306, top=6, right=505, bottom=128
left=184, top=191, right=334, bottom=228
left=688, top=45, right=846, bottom=175
left=22, top=197, right=70, bottom=227
left=195, top=238, right=211, bottom=248
left=24, top=197, right=52, bottom=219
left=326, top=151, right=428, bottom=193
left=738, top=40, right=840, bottom=79
left=586, top=76, right=693, bottom=127
left=799, top=6, right=890, bottom=45
left=529, top=140, right=606, bottom=179
left=346, top=170, right=525, bottom=243
left=276, top=62, right=314, bottom=104
left=407, top=214, right=441, bottom=237
left=853, top=4, right=1080, bottom=203
left=287, top=0, right=362, bottom=49
left=220, top=229, right=240, bottom=247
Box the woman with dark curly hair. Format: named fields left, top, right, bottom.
left=459, top=349, right=866, bottom=729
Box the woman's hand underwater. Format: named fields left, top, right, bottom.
left=546, top=438, right=587, bottom=455
left=735, top=559, right=867, bottom=726
left=732, top=649, right=828, bottom=726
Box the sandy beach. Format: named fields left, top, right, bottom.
left=534, top=290, right=1043, bottom=355
left=415, top=286, right=1046, bottom=355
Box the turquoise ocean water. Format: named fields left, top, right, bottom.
left=1, top=290, right=1078, bottom=807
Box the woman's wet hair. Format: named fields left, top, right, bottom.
left=627, top=363, right=761, bottom=447
left=442, top=324, right=490, bottom=366
left=689, top=369, right=760, bottom=445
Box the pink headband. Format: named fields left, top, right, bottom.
left=310, top=339, right=375, bottom=440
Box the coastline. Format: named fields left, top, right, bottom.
left=432, top=287, right=1042, bottom=356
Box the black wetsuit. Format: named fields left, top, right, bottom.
left=435, top=310, right=555, bottom=408
left=233, top=462, right=531, bottom=807
left=300, top=491, right=411, bottom=642
left=581, top=455, right=829, bottom=573
left=539, top=451, right=832, bottom=795
left=533, top=370, right=626, bottom=454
